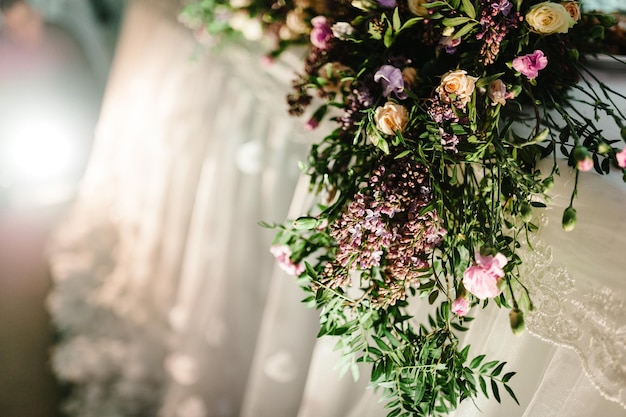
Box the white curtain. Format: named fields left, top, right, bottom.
left=47, top=1, right=626, bottom=417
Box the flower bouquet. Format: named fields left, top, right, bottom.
left=181, top=1, right=626, bottom=415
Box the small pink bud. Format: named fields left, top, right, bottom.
left=616, top=148, right=626, bottom=168
left=305, top=118, right=319, bottom=131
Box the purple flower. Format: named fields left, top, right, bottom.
left=512, top=50, right=548, bottom=79
left=492, top=0, right=512, bottom=16
left=377, top=0, right=397, bottom=7
left=310, top=16, right=333, bottom=50
left=374, top=65, right=408, bottom=100
left=439, top=127, right=459, bottom=153
left=438, top=35, right=461, bottom=54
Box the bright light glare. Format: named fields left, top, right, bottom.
left=1, top=118, right=79, bottom=184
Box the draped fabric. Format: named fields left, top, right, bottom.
left=48, top=1, right=626, bottom=416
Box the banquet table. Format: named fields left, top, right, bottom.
left=47, top=1, right=626, bottom=416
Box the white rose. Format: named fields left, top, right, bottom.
left=526, top=2, right=574, bottom=34
left=331, top=22, right=355, bottom=40
left=436, top=69, right=478, bottom=108
left=229, top=12, right=263, bottom=41
left=374, top=102, right=409, bottom=136
left=230, top=0, right=252, bottom=7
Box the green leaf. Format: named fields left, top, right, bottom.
left=371, top=361, right=383, bottom=381
left=399, top=17, right=424, bottom=32
left=470, top=354, right=485, bottom=369
left=461, top=0, right=476, bottom=18
left=453, top=21, right=477, bottom=39
left=479, top=375, right=488, bottom=398
left=378, top=138, right=390, bottom=154
left=504, top=384, right=520, bottom=405
left=293, top=216, right=318, bottom=230
left=480, top=360, right=499, bottom=373
left=491, top=362, right=506, bottom=377
left=491, top=379, right=501, bottom=403
left=428, top=290, right=439, bottom=305
left=394, top=149, right=412, bottom=159
left=384, top=26, right=394, bottom=48
left=304, top=262, right=318, bottom=279
left=451, top=322, right=469, bottom=332
left=442, top=17, right=471, bottom=27
left=392, top=7, right=401, bottom=31
left=373, top=336, right=390, bottom=352
left=502, top=371, right=516, bottom=383
left=460, top=345, right=471, bottom=361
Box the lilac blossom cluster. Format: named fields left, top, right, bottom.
left=326, top=158, right=445, bottom=306
left=427, top=98, right=462, bottom=152
left=476, top=0, right=522, bottom=65
left=426, top=98, right=459, bottom=124
left=339, top=85, right=374, bottom=131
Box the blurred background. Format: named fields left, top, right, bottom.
left=0, top=1, right=124, bottom=415
left=0, top=1, right=624, bottom=417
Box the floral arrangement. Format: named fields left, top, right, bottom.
left=181, top=1, right=626, bottom=415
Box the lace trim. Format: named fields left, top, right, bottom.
left=521, top=226, right=626, bottom=409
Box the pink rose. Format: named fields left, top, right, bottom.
left=462, top=252, right=508, bottom=300
left=270, top=245, right=305, bottom=276
left=452, top=297, right=470, bottom=316
left=512, top=50, right=548, bottom=79
left=616, top=148, right=626, bottom=168
left=310, top=16, right=333, bottom=50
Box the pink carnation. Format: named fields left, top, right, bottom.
left=616, top=148, right=626, bottom=168
left=512, top=50, right=548, bottom=79
left=270, top=245, right=305, bottom=276
left=577, top=156, right=593, bottom=171
left=310, top=16, right=333, bottom=50
left=305, top=118, right=319, bottom=131
left=462, top=252, right=508, bottom=300
left=452, top=297, right=470, bottom=316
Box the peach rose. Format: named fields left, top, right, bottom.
left=525, top=2, right=574, bottom=34
left=561, top=2, right=580, bottom=23
left=374, top=102, right=409, bottom=135
left=436, top=69, right=478, bottom=108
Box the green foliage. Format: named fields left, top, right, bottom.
left=183, top=1, right=626, bottom=415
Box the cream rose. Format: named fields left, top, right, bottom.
left=374, top=102, right=409, bottom=136
left=286, top=10, right=309, bottom=35
left=561, top=1, right=580, bottom=24
left=408, top=0, right=430, bottom=17
left=436, top=69, right=478, bottom=108
left=525, top=2, right=574, bottom=34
